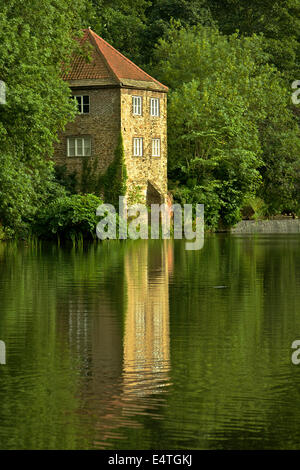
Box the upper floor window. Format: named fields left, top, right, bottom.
left=150, top=98, right=160, bottom=117
left=75, top=95, right=90, bottom=114
left=152, top=138, right=161, bottom=157
left=67, top=136, right=91, bottom=157
left=133, top=137, right=143, bottom=156
left=132, top=96, right=142, bottom=115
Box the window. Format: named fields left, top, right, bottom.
left=132, top=96, right=142, bottom=115
left=152, top=138, right=161, bottom=157
left=150, top=98, right=160, bottom=117
left=75, top=95, right=90, bottom=114
left=67, top=137, right=91, bottom=157
left=133, top=138, right=143, bottom=156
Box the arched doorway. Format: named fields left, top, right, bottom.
left=146, top=181, right=163, bottom=206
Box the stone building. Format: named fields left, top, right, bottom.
left=53, top=28, right=168, bottom=204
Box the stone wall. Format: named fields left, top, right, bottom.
left=53, top=86, right=168, bottom=203
left=231, top=219, right=300, bottom=233
left=120, top=88, right=168, bottom=203
left=53, top=87, right=121, bottom=178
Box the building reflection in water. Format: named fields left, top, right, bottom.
left=123, top=240, right=172, bottom=399
left=64, top=241, right=173, bottom=447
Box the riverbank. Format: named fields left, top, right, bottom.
left=231, top=218, right=300, bottom=233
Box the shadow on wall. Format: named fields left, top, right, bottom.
left=146, top=180, right=164, bottom=206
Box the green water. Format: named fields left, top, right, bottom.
left=0, top=235, right=300, bottom=450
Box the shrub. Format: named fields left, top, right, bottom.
left=241, top=197, right=269, bottom=220
left=171, top=183, right=221, bottom=230
left=33, top=194, right=103, bottom=241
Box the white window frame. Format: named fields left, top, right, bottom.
left=152, top=138, right=161, bottom=157
left=75, top=95, right=90, bottom=114
left=132, top=96, right=142, bottom=116
left=133, top=137, right=143, bottom=157
left=67, top=137, right=92, bottom=157
left=150, top=98, right=160, bottom=117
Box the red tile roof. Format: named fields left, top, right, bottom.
left=64, top=28, right=168, bottom=92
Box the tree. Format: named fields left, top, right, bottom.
left=0, top=0, right=85, bottom=235
left=154, top=24, right=300, bottom=226
left=85, top=0, right=213, bottom=65
left=142, top=0, right=213, bottom=63
left=86, top=0, right=150, bottom=64
left=208, top=0, right=300, bottom=80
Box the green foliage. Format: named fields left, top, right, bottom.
left=241, top=197, right=269, bottom=220
left=85, top=0, right=300, bottom=79
left=54, top=159, right=105, bottom=196
left=171, top=183, right=221, bottom=229
left=0, top=0, right=86, bottom=236
left=127, top=185, right=144, bottom=205
left=83, top=0, right=300, bottom=224
left=0, top=0, right=84, bottom=165
left=33, top=194, right=103, bottom=241
left=0, top=149, right=67, bottom=237
left=100, top=133, right=127, bottom=208
left=54, top=164, right=77, bottom=194
left=259, top=128, right=300, bottom=215
left=0, top=0, right=299, bottom=236
left=208, top=0, right=300, bottom=80
left=80, top=157, right=103, bottom=194
left=85, top=0, right=213, bottom=65
left=143, top=1, right=214, bottom=65
left=148, top=0, right=212, bottom=27
left=154, top=24, right=300, bottom=227
left=86, top=0, right=150, bottom=63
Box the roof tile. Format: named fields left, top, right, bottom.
left=64, top=29, right=168, bottom=91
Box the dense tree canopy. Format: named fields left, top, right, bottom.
left=0, top=0, right=84, bottom=235
left=85, top=1, right=300, bottom=224
left=86, top=0, right=300, bottom=79
left=153, top=25, right=300, bottom=226
left=0, top=0, right=299, bottom=236
left=86, top=0, right=150, bottom=63
left=209, top=0, right=300, bottom=80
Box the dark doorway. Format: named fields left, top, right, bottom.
left=146, top=181, right=163, bottom=206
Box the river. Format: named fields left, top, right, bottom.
left=0, top=235, right=299, bottom=449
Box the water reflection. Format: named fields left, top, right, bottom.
left=1, top=236, right=300, bottom=449
left=63, top=241, right=173, bottom=448
left=123, top=241, right=172, bottom=397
